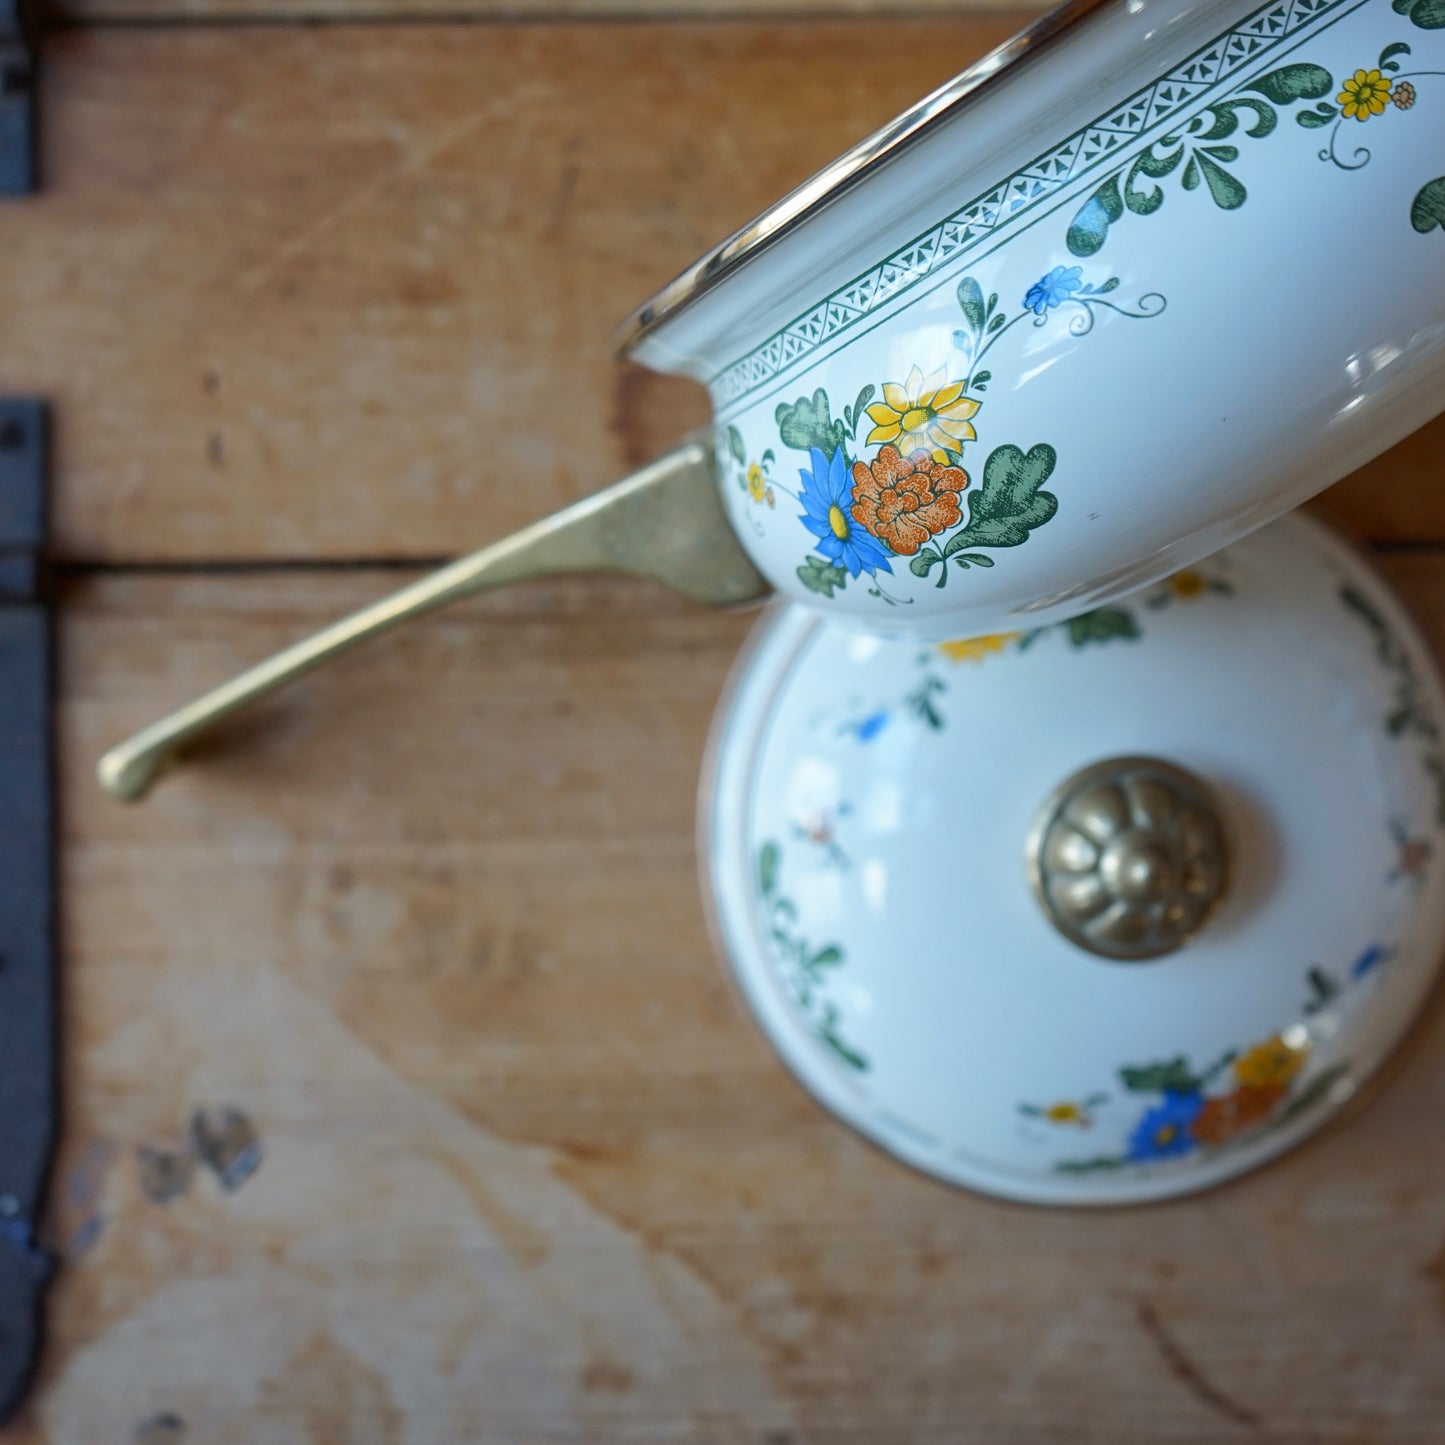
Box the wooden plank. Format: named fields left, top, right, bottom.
left=3, top=23, right=1437, bottom=565
left=17, top=556, right=1445, bottom=1442
left=50, top=0, right=1041, bottom=20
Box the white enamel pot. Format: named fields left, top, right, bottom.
left=101, top=0, right=1445, bottom=801
left=621, top=0, right=1445, bottom=640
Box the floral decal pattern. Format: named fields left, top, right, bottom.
left=1341, top=581, right=1445, bottom=826
left=749, top=266, right=1166, bottom=605
left=893, top=566, right=1232, bottom=729
left=1068, top=10, right=1445, bottom=252
left=757, top=842, right=867, bottom=1073
left=1023, top=955, right=1388, bottom=1173
left=1305, top=37, right=1445, bottom=191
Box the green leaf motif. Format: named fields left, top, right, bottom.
left=1120, top=1057, right=1201, bottom=1096
left=776, top=389, right=848, bottom=459
left=909, top=551, right=941, bottom=579
left=1395, top=0, right=1445, bottom=27
left=850, top=383, right=876, bottom=436
left=797, top=555, right=849, bottom=598
left=1296, top=109, right=1334, bottom=128
left=1124, top=167, right=1169, bottom=216
left=1064, top=607, right=1141, bottom=647
left=727, top=424, right=746, bottom=466
left=1340, top=583, right=1389, bottom=651
left=1055, top=1155, right=1131, bottom=1175
left=1195, top=150, right=1247, bottom=210
left=758, top=842, right=778, bottom=897
left=1067, top=173, right=1124, bottom=257
left=1062, top=61, right=1324, bottom=253
left=956, top=276, right=987, bottom=334
left=1304, top=965, right=1341, bottom=1015
left=946, top=443, right=1059, bottom=551
left=1411, top=177, right=1445, bottom=234
left=1378, top=40, right=1412, bottom=67
left=818, top=1015, right=869, bottom=1073
left=1276, top=1063, right=1351, bottom=1126
left=1192, top=97, right=1277, bottom=142
left=758, top=844, right=867, bottom=1073
left=1244, top=62, right=1334, bottom=104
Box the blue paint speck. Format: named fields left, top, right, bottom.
left=854, top=710, right=890, bottom=742
left=1352, top=945, right=1388, bottom=980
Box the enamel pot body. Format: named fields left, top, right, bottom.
left=626, top=0, right=1445, bottom=640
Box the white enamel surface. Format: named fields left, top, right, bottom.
left=637, top=0, right=1445, bottom=639
left=702, top=514, right=1445, bottom=1204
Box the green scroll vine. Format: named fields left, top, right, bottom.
left=1067, top=4, right=1445, bottom=254
left=758, top=842, right=868, bottom=1073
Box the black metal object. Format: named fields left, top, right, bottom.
left=0, top=398, right=54, bottom=1424
left=0, top=0, right=36, bottom=196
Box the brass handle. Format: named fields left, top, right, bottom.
left=98, top=440, right=768, bottom=802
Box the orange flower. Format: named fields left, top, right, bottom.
left=850, top=446, right=968, bottom=557
left=1190, top=1084, right=1286, bottom=1146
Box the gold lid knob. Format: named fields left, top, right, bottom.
left=1026, top=757, right=1229, bottom=962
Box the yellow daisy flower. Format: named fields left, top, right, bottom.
left=1168, top=569, right=1207, bottom=600
left=1338, top=68, right=1392, bottom=122
left=1234, top=1033, right=1309, bottom=1090
left=865, top=365, right=982, bottom=465
left=1044, top=1101, right=1089, bottom=1126
left=937, top=632, right=1019, bottom=663
left=746, top=462, right=767, bottom=503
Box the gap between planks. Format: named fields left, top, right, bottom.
left=38, top=2, right=1045, bottom=29
left=48, top=538, right=1445, bottom=579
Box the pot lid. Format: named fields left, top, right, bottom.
left=702, top=512, right=1445, bottom=1204
left=612, top=0, right=1112, bottom=361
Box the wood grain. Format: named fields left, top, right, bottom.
left=9, top=558, right=1444, bottom=1443
left=49, top=0, right=1041, bottom=20
left=0, top=23, right=1436, bottom=565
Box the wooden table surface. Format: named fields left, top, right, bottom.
left=4, top=7, right=1445, bottom=1442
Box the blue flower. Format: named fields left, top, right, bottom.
left=798, top=446, right=893, bottom=578
left=1126, top=1091, right=1203, bottom=1161
left=1023, top=265, right=1084, bottom=317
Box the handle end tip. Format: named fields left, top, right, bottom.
left=97, top=747, right=164, bottom=803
